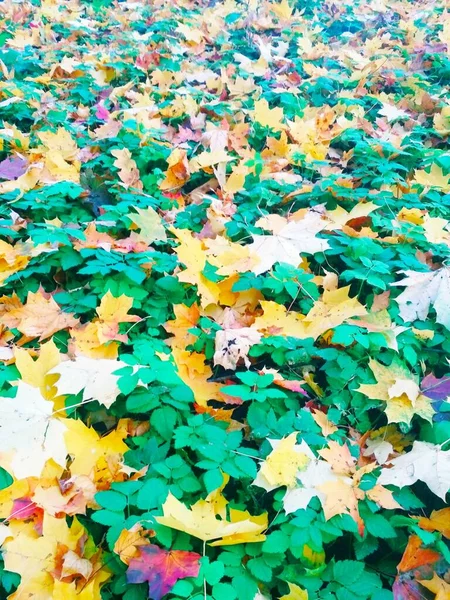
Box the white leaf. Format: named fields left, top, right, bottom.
left=378, top=441, right=450, bottom=500
left=363, top=439, right=394, bottom=465
left=283, top=459, right=337, bottom=514
left=0, top=524, right=11, bottom=546
left=248, top=210, right=329, bottom=275
left=0, top=383, right=67, bottom=478
left=391, top=267, right=450, bottom=330
left=378, top=103, right=409, bottom=122
left=213, top=327, right=261, bottom=370
left=50, top=356, right=128, bottom=408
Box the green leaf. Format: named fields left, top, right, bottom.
left=150, top=406, right=177, bottom=441
left=91, top=509, right=125, bottom=527
left=212, top=582, right=237, bottom=600
left=247, top=558, right=272, bottom=582
left=136, top=478, right=168, bottom=510
left=262, top=531, right=289, bottom=554
left=95, top=490, right=127, bottom=512
left=333, top=561, right=365, bottom=586
left=203, top=559, right=225, bottom=585
left=0, top=467, right=13, bottom=491
left=364, top=514, right=396, bottom=539
left=232, top=574, right=258, bottom=600
left=203, top=469, right=224, bottom=494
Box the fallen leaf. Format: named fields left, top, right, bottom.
left=413, top=163, right=450, bottom=191
left=155, top=485, right=267, bottom=545
left=50, top=356, right=128, bottom=408
left=253, top=99, right=285, bottom=131
left=3, top=289, right=79, bottom=340
left=128, top=206, right=167, bottom=244
left=14, top=339, right=60, bottom=398
left=127, top=544, right=201, bottom=600
left=252, top=301, right=307, bottom=338
left=213, top=327, right=261, bottom=370
left=392, top=267, right=450, bottom=330
left=114, top=524, right=154, bottom=564
left=248, top=210, right=329, bottom=275
left=379, top=441, right=450, bottom=500
left=279, top=582, right=308, bottom=600
left=111, top=148, right=142, bottom=189
left=0, top=382, right=67, bottom=478
left=63, top=417, right=129, bottom=480
left=357, top=359, right=434, bottom=424
left=418, top=573, right=450, bottom=600
left=418, top=507, right=450, bottom=539
left=302, top=286, right=367, bottom=339
left=253, top=434, right=311, bottom=490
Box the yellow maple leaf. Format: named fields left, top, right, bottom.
left=303, top=286, right=367, bottom=339
left=0, top=479, right=30, bottom=520
left=190, top=149, right=234, bottom=171
left=164, top=303, right=200, bottom=346
left=111, top=148, right=142, bottom=189
left=3, top=515, right=109, bottom=600
left=32, top=474, right=97, bottom=517
left=418, top=507, right=450, bottom=539
left=3, top=289, right=79, bottom=341
left=63, top=417, right=129, bottom=480
left=252, top=301, right=307, bottom=338
left=223, top=162, right=250, bottom=195
left=413, top=163, right=450, bottom=191
left=113, top=524, right=154, bottom=564
left=14, top=339, right=60, bottom=396
left=357, top=358, right=434, bottom=424
left=69, top=322, right=119, bottom=359
left=270, top=0, right=294, bottom=20
left=3, top=521, right=56, bottom=600
left=53, top=569, right=111, bottom=600
left=97, top=291, right=139, bottom=334
left=319, top=440, right=356, bottom=475
left=159, top=148, right=190, bottom=191
left=38, top=128, right=78, bottom=161
left=156, top=485, right=267, bottom=545
left=70, top=291, right=138, bottom=356
left=325, top=202, right=378, bottom=230
left=434, top=105, right=450, bottom=135
left=418, top=573, right=450, bottom=600
left=253, top=99, right=285, bottom=131
left=171, top=346, right=224, bottom=407
left=422, top=216, right=450, bottom=246
left=259, top=433, right=310, bottom=488
left=397, top=207, right=424, bottom=225
left=205, top=236, right=259, bottom=277
left=0, top=240, right=31, bottom=285
left=316, top=477, right=364, bottom=526
left=37, top=128, right=80, bottom=183
left=127, top=206, right=167, bottom=244
left=311, top=409, right=338, bottom=437
left=172, top=228, right=221, bottom=308
left=279, top=582, right=308, bottom=600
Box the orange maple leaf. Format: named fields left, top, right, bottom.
left=3, top=289, right=79, bottom=340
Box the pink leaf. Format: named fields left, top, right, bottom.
left=126, top=544, right=201, bottom=600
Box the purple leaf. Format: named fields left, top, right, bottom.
left=421, top=374, right=450, bottom=401
left=127, top=544, right=201, bottom=600
left=0, top=156, right=28, bottom=180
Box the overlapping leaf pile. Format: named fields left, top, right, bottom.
left=0, top=0, right=449, bottom=598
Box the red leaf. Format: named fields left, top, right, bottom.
left=126, top=544, right=201, bottom=600
left=397, top=535, right=440, bottom=573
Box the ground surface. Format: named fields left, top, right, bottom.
left=0, top=1, right=449, bottom=599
